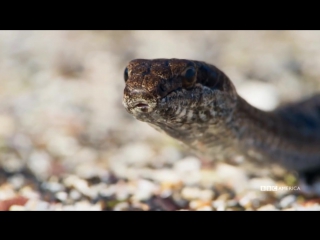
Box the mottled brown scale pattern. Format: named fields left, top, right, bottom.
left=123, top=58, right=320, bottom=176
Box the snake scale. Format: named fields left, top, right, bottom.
left=122, top=59, right=320, bottom=187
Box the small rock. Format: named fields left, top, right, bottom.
left=132, top=179, right=157, bottom=201
left=8, top=174, right=25, bottom=189
left=249, top=177, right=276, bottom=191
left=212, top=200, right=226, bottom=211
left=181, top=187, right=201, bottom=201
left=279, top=195, right=296, bottom=209
left=9, top=205, right=26, bottom=211
left=20, top=186, right=40, bottom=200
left=189, top=200, right=211, bottom=210
left=56, top=192, right=68, bottom=202
left=173, top=157, right=201, bottom=172
left=257, top=204, right=279, bottom=211
left=28, top=151, right=52, bottom=180
left=42, top=181, right=64, bottom=193
left=69, top=189, right=82, bottom=201
left=0, top=114, right=15, bottom=137
left=196, top=206, right=213, bottom=211
left=24, top=199, right=50, bottom=210
left=114, top=202, right=130, bottom=211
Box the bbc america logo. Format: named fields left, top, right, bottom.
left=260, top=186, right=300, bottom=191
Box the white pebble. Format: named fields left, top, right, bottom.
left=9, top=205, right=26, bottom=211
left=114, top=202, right=130, bottom=211
left=279, top=195, right=296, bottom=209
left=181, top=187, right=201, bottom=200
left=257, top=204, right=279, bottom=211
left=212, top=200, right=226, bottom=210
left=8, top=174, right=25, bottom=189
left=69, top=189, right=81, bottom=200
left=173, top=157, right=201, bottom=172
left=132, top=179, right=157, bottom=201
left=56, top=192, right=68, bottom=202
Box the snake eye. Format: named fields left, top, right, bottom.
left=124, top=67, right=129, bottom=82
left=181, top=67, right=196, bottom=88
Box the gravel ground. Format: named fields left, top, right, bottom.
left=1, top=31, right=320, bottom=210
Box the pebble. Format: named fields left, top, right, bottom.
left=46, top=134, right=80, bottom=157
left=189, top=200, right=211, bottom=210
left=114, top=202, right=130, bottom=211
left=20, top=186, right=40, bottom=200
left=0, top=114, right=15, bottom=137
left=181, top=187, right=214, bottom=201
left=196, top=206, right=213, bottom=211
left=132, top=179, right=158, bottom=201
left=249, top=177, right=277, bottom=191
left=238, top=191, right=263, bottom=209
left=173, top=157, right=201, bottom=172
left=1, top=155, right=24, bottom=173
left=74, top=201, right=101, bottom=210
left=279, top=195, right=296, bottom=209
left=9, top=205, right=26, bottom=211
left=42, top=181, right=64, bottom=193
left=181, top=187, right=201, bottom=200
left=212, top=200, right=226, bottom=211
left=27, top=151, right=52, bottom=180
left=0, top=183, right=17, bottom=200
left=117, top=143, right=155, bottom=166
left=8, top=174, right=25, bottom=189
left=69, top=189, right=82, bottom=201
left=257, top=204, right=279, bottom=211
left=24, top=199, right=50, bottom=210
left=56, top=192, right=68, bottom=202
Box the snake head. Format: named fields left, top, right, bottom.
left=123, top=59, right=238, bottom=125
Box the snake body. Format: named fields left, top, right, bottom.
left=122, top=59, right=320, bottom=181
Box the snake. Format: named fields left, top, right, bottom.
left=122, top=58, right=320, bottom=187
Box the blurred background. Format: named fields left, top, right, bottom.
left=1, top=31, right=320, bottom=210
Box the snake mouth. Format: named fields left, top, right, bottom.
left=133, top=102, right=151, bottom=113
left=134, top=103, right=149, bottom=108
left=125, top=99, right=157, bottom=114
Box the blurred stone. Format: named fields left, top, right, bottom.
left=9, top=205, right=26, bottom=211
left=20, top=186, right=40, bottom=200
left=42, top=181, right=64, bottom=193
left=279, top=195, right=296, bottom=209
left=257, top=204, right=279, bottom=211
left=24, top=199, right=50, bottom=210
left=249, top=178, right=276, bottom=191
left=1, top=154, right=24, bottom=173
left=114, top=202, right=130, bottom=211
left=174, top=157, right=201, bottom=172
left=181, top=187, right=201, bottom=201
left=132, top=179, right=158, bottom=201
left=212, top=200, right=226, bottom=211
left=189, top=200, right=211, bottom=210
left=46, top=134, right=80, bottom=157
left=56, top=191, right=68, bottom=202
left=8, top=174, right=25, bottom=189
left=115, top=142, right=155, bottom=166
left=0, top=114, right=15, bottom=137
left=69, top=189, right=82, bottom=201
left=28, top=151, right=52, bottom=180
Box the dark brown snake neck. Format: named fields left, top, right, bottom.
left=123, top=59, right=320, bottom=181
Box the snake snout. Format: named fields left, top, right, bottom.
left=123, top=88, right=157, bottom=114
